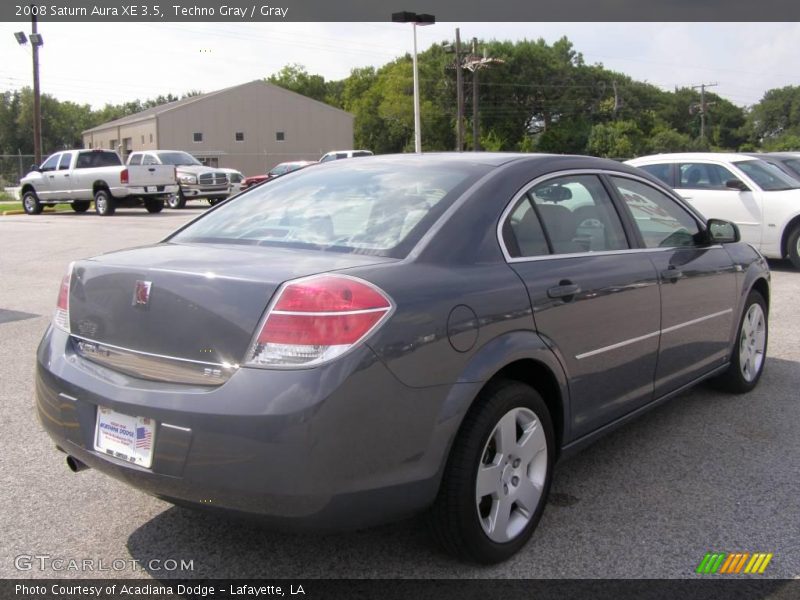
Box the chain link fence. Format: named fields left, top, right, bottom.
left=0, top=154, right=35, bottom=189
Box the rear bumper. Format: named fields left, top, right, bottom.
left=110, top=185, right=179, bottom=198
left=35, top=326, right=460, bottom=530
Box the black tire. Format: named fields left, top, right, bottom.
left=710, top=290, right=768, bottom=394
left=167, top=189, right=187, bottom=209
left=144, top=198, right=164, bottom=213
left=71, top=200, right=90, bottom=213
left=429, top=380, right=554, bottom=564
left=22, top=190, right=43, bottom=215
left=787, top=225, right=800, bottom=270
left=93, top=189, right=116, bottom=216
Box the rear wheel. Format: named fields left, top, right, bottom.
left=94, top=189, right=116, bottom=216
left=22, top=190, right=43, bottom=215
left=71, top=200, right=90, bottom=213
left=167, top=189, right=187, bottom=209
left=429, top=380, right=554, bottom=564
left=711, top=290, right=767, bottom=393
left=144, top=198, right=164, bottom=213
left=787, top=225, right=800, bottom=270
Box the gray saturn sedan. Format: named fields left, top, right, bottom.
left=36, top=153, right=769, bottom=563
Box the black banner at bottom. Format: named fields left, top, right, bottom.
left=3, top=579, right=799, bottom=600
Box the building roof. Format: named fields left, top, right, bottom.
left=82, top=80, right=352, bottom=135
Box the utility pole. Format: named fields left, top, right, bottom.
left=31, top=12, right=42, bottom=165
left=612, top=80, right=621, bottom=119
left=455, top=29, right=465, bottom=151
left=471, top=38, right=480, bottom=151
left=691, top=82, right=717, bottom=141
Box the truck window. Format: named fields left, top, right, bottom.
left=75, top=151, right=122, bottom=169
left=40, top=154, right=60, bottom=172
left=128, top=154, right=142, bottom=166
left=58, top=154, right=72, bottom=170
left=142, top=154, right=159, bottom=165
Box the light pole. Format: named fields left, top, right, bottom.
left=392, top=11, right=435, bottom=153
left=14, top=16, right=44, bottom=166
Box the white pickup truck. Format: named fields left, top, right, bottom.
left=19, top=149, right=178, bottom=216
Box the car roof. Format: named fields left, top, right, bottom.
left=628, top=152, right=759, bottom=164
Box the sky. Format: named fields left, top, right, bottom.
left=1, top=22, right=799, bottom=109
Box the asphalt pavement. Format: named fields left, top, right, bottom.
left=0, top=208, right=798, bottom=579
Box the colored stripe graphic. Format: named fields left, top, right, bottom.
left=698, top=552, right=773, bottom=575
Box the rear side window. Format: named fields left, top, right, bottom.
left=75, top=151, right=121, bottom=169
left=58, top=154, right=71, bottom=170
left=503, top=200, right=549, bottom=258
left=639, top=163, right=672, bottom=186
left=171, top=163, right=486, bottom=258
left=611, top=177, right=700, bottom=248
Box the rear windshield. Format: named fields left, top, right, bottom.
left=170, top=161, right=485, bottom=258
left=733, top=160, right=800, bottom=191
left=155, top=152, right=202, bottom=166
left=75, top=151, right=121, bottom=169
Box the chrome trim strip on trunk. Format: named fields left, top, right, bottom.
left=71, top=335, right=236, bottom=386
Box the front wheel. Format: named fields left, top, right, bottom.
left=94, top=189, right=116, bottom=216
left=22, top=190, right=43, bottom=215
left=429, top=380, right=554, bottom=564
left=711, top=290, right=768, bottom=393
left=167, top=189, right=187, bottom=209
left=71, top=200, right=90, bottom=213
left=787, top=225, right=800, bottom=270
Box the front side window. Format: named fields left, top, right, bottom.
left=40, top=154, right=60, bottom=171
left=611, top=177, right=700, bottom=248
left=171, top=163, right=486, bottom=258
left=678, top=163, right=737, bottom=190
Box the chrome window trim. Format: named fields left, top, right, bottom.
left=496, top=168, right=712, bottom=264
left=575, top=308, right=733, bottom=360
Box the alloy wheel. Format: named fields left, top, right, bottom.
left=739, top=303, right=766, bottom=382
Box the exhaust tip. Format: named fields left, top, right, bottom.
left=66, top=455, right=89, bottom=473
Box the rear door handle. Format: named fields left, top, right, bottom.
left=547, top=283, right=581, bottom=299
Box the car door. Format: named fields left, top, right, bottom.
left=674, top=161, right=763, bottom=248
left=502, top=173, right=662, bottom=439
left=52, top=153, right=73, bottom=201
left=608, top=175, right=738, bottom=397
left=36, top=153, right=61, bottom=201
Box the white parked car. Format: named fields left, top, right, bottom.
left=218, top=168, right=245, bottom=198
left=627, top=153, right=800, bottom=268
left=318, top=149, right=373, bottom=163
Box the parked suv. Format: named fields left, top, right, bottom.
left=627, top=152, right=800, bottom=268
left=127, top=151, right=230, bottom=208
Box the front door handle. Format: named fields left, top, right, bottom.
left=547, top=282, right=581, bottom=299
left=661, top=267, right=683, bottom=282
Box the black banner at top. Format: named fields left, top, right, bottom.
left=2, top=0, right=800, bottom=22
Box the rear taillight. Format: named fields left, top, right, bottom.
left=247, top=274, right=393, bottom=367
left=54, top=262, right=74, bottom=332
left=120, top=168, right=129, bottom=184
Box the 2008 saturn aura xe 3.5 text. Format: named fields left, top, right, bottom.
left=36, top=153, right=769, bottom=563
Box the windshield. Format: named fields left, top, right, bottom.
left=733, top=160, right=800, bottom=191
left=155, top=151, right=202, bottom=166
left=170, top=161, right=485, bottom=258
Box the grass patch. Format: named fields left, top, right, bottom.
left=0, top=202, right=73, bottom=214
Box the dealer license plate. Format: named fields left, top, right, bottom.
left=94, top=406, right=156, bottom=468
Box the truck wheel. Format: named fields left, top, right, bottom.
left=94, top=189, right=116, bottom=216
left=167, top=189, right=187, bottom=209
left=429, top=380, right=554, bottom=564
left=787, top=225, right=800, bottom=270
left=71, top=201, right=90, bottom=213
left=144, top=198, right=164, bottom=213
left=22, top=190, right=43, bottom=215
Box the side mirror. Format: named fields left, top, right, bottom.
left=707, top=218, right=740, bottom=244
left=29, top=164, right=40, bottom=172
left=725, top=179, right=749, bottom=192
